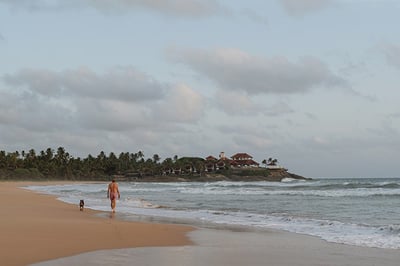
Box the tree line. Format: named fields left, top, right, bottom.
left=0, top=147, right=206, bottom=180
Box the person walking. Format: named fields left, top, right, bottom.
left=107, top=179, right=120, bottom=213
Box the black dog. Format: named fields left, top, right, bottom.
left=79, top=200, right=84, bottom=211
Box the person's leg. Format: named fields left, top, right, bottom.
left=111, top=199, right=116, bottom=212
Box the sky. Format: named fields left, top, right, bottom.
left=1, top=0, right=400, bottom=178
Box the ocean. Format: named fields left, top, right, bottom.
left=25, top=177, right=400, bottom=249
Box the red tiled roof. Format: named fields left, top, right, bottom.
left=231, top=153, right=253, bottom=159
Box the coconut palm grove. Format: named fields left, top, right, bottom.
left=0, top=147, right=298, bottom=181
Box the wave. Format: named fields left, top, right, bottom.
left=265, top=188, right=400, bottom=197
left=177, top=186, right=400, bottom=197
left=266, top=216, right=400, bottom=249
left=26, top=181, right=400, bottom=198
left=109, top=205, right=400, bottom=249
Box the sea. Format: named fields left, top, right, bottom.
left=25, top=177, right=400, bottom=249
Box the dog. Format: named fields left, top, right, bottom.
left=79, top=200, right=84, bottom=211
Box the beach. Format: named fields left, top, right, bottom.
left=0, top=182, right=193, bottom=266
left=2, top=181, right=400, bottom=266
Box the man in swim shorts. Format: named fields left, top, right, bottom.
left=107, top=179, right=120, bottom=213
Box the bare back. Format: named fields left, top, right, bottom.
left=108, top=182, right=119, bottom=193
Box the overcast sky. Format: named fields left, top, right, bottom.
left=1, top=0, right=400, bottom=178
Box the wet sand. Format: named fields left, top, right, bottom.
left=33, top=228, right=400, bottom=266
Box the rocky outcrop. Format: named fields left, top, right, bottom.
left=128, top=168, right=310, bottom=182
left=225, top=169, right=310, bottom=182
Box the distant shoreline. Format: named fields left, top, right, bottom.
left=120, top=169, right=311, bottom=182
left=1, top=168, right=311, bottom=182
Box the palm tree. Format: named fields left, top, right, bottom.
left=25, top=149, right=37, bottom=168
left=45, top=148, right=54, bottom=161
left=6, top=152, right=18, bottom=169
left=54, top=147, right=70, bottom=176
left=267, top=158, right=278, bottom=166
left=0, top=150, right=6, bottom=168
left=262, top=159, right=267, bottom=168
left=153, top=154, right=160, bottom=164
left=118, top=152, right=130, bottom=171
left=104, top=152, right=118, bottom=175
left=136, top=150, right=145, bottom=164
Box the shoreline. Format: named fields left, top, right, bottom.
left=0, top=181, right=194, bottom=266
left=3, top=181, right=400, bottom=266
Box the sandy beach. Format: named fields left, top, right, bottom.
left=3, top=181, right=400, bottom=266
left=0, top=182, right=193, bottom=266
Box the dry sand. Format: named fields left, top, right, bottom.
left=0, top=182, right=193, bottom=266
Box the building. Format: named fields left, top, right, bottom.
left=205, top=152, right=260, bottom=171
left=230, top=153, right=259, bottom=168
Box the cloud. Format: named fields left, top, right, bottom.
left=382, top=43, right=400, bottom=69
left=3, top=66, right=165, bottom=102
left=167, top=47, right=345, bottom=95
left=0, top=0, right=227, bottom=17
left=214, top=90, right=258, bottom=115
left=0, top=65, right=210, bottom=161
left=215, top=124, right=276, bottom=152
left=87, top=0, right=226, bottom=17
left=154, top=84, right=205, bottom=123
left=240, top=8, right=268, bottom=25
left=0, top=0, right=267, bottom=25
left=1, top=66, right=204, bottom=133
left=214, top=90, right=293, bottom=116
left=0, top=0, right=74, bottom=11
left=279, top=0, right=333, bottom=16
left=0, top=88, right=76, bottom=132
left=0, top=33, right=4, bottom=41
left=388, top=112, right=400, bottom=119
left=74, top=98, right=150, bottom=131
left=0, top=91, right=20, bottom=124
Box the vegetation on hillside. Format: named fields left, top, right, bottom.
left=0, top=147, right=192, bottom=180
left=1, top=147, right=274, bottom=181
left=1, top=146, right=310, bottom=182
